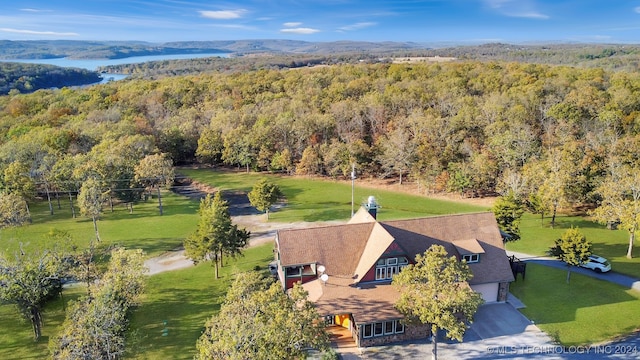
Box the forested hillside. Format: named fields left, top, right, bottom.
left=0, top=62, right=101, bottom=95
left=1, top=61, right=639, bottom=214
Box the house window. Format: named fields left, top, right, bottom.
left=384, top=321, right=394, bottom=335
left=325, top=315, right=335, bottom=325
left=363, top=324, right=373, bottom=338
left=376, top=257, right=408, bottom=280
left=462, top=254, right=479, bottom=263
left=285, top=266, right=301, bottom=277
left=362, top=320, right=405, bottom=338
left=374, top=322, right=384, bottom=336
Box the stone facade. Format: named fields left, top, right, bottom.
left=356, top=323, right=430, bottom=347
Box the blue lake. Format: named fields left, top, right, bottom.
left=0, top=53, right=229, bottom=83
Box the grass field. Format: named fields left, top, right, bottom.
left=0, top=191, right=199, bottom=257
left=178, top=168, right=486, bottom=221
left=1, top=168, right=639, bottom=358
left=510, top=264, right=640, bottom=346
left=506, top=213, right=639, bottom=277
left=126, top=244, right=274, bottom=360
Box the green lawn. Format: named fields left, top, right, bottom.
left=0, top=286, right=86, bottom=360
left=178, top=168, right=485, bottom=222
left=510, top=264, right=640, bottom=346
left=506, top=213, right=639, bottom=277
left=126, top=244, right=274, bottom=360
left=0, top=245, right=273, bottom=360
left=0, top=190, right=199, bottom=257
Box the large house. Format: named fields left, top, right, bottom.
left=274, top=203, right=515, bottom=347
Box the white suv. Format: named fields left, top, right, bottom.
left=580, top=255, right=611, bottom=273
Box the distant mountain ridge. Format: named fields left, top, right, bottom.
left=0, top=40, right=425, bottom=60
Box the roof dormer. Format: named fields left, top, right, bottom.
left=453, top=238, right=485, bottom=264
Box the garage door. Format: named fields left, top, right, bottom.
left=471, top=283, right=498, bottom=303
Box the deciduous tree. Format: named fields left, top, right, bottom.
left=0, top=191, right=30, bottom=228
left=0, top=248, right=64, bottom=341
left=248, top=179, right=282, bottom=219
left=2, top=161, right=35, bottom=216
left=134, top=153, right=175, bottom=215
left=591, top=163, right=640, bottom=259
left=77, top=178, right=107, bottom=242
left=393, top=245, right=483, bottom=360
left=195, top=272, right=329, bottom=360
left=491, top=192, right=525, bottom=241
left=50, top=248, right=146, bottom=359
left=548, top=227, right=591, bottom=283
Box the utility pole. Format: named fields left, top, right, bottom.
left=351, top=164, right=356, bottom=217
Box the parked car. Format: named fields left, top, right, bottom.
left=580, top=255, right=611, bottom=273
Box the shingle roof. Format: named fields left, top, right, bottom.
left=279, top=210, right=515, bottom=323
left=301, top=277, right=403, bottom=324
left=279, top=211, right=514, bottom=285
left=381, top=212, right=515, bottom=284
left=277, top=222, right=374, bottom=276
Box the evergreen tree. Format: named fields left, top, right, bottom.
left=491, top=192, right=525, bottom=241
left=184, top=193, right=250, bottom=279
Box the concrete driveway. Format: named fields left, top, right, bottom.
left=336, top=301, right=557, bottom=360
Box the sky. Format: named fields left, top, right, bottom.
left=1, top=1, right=640, bottom=44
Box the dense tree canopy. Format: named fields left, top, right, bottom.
left=2, top=60, right=640, bottom=256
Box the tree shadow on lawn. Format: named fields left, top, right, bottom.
left=522, top=216, right=607, bottom=230
left=110, top=237, right=186, bottom=257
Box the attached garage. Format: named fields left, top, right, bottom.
left=471, top=283, right=499, bottom=303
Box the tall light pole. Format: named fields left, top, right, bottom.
left=351, top=164, right=356, bottom=217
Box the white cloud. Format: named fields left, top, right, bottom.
left=482, top=0, right=549, bottom=19
left=280, top=27, right=320, bottom=34
left=339, top=22, right=377, bottom=31
left=0, top=28, right=78, bottom=36
left=210, top=24, right=256, bottom=30
left=199, top=9, right=247, bottom=20
left=20, top=8, right=50, bottom=13
left=283, top=22, right=302, bottom=27
left=518, top=12, right=549, bottom=19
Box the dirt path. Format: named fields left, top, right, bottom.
left=144, top=215, right=345, bottom=275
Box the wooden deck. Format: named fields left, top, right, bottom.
left=327, top=325, right=357, bottom=348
